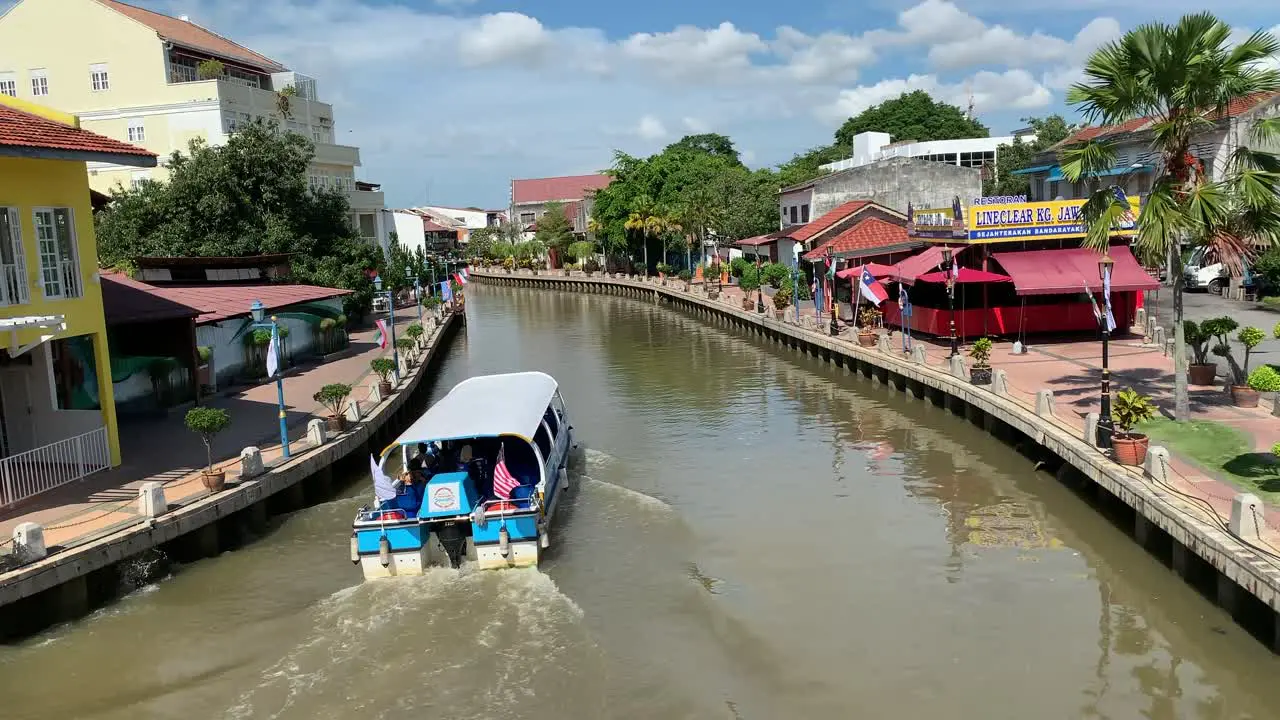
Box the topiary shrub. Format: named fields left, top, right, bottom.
left=313, top=383, right=352, bottom=417
left=773, top=285, right=792, bottom=309
left=405, top=323, right=424, bottom=340
left=196, top=345, right=212, bottom=364
left=370, top=357, right=395, bottom=383
left=761, top=262, right=789, bottom=289
left=1247, top=365, right=1280, bottom=392
left=184, top=406, right=230, bottom=473
left=969, top=337, right=993, bottom=367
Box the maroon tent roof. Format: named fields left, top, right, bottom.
left=892, top=245, right=972, bottom=285
left=990, top=245, right=1158, bottom=296
left=915, top=268, right=1011, bottom=284
left=835, top=262, right=897, bottom=280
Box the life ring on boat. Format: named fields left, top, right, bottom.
left=489, top=502, right=517, bottom=513
left=379, top=509, right=407, bottom=521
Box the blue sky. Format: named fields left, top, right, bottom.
left=9, top=0, right=1277, bottom=208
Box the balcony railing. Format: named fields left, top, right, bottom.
left=60, top=259, right=81, bottom=299
left=0, top=427, right=111, bottom=507
left=0, top=263, right=26, bottom=306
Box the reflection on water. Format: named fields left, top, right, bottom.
left=0, top=284, right=1277, bottom=720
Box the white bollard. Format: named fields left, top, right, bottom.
left=878, top=334, right=892, bottom=354
left=307, top=418, right=328, bottom=446
left=345, top=399, right=363, bottom=423
left=1230, top=493, right=1264, bottom=540
left=1035, top=390, right=1055, bottom=417
left=948, top=354, right=968, bottom=380
left=367, top=383, right=383, bottom=405
left=239, top=446, right=264, bottom=479
left=991, top=369, right=1009, bottom=396
left=138, top=481, right=167, bottom=518
left=1145, top=445, right=1170, bottom=483
left=911, top=345, right=927, bottom=364
left=12, top=522, right=46, bottom=562
left=1084, top=412, right=1100, bottom=447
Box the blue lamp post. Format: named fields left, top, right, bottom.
left=250, top=299, right=290, bottom=459
left=407, top=266, right=422, bottom=323
left=373, top=275, right=399, bottom=375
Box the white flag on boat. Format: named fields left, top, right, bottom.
left=371, top=454, right=397, bottom=502
left=265, top=323, right=280, bottom=378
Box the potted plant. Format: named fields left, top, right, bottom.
left=1208, top=318, right=1265, bottom=406
left=678, top=269, right=692, bottom=290
left=738, top=267, right=761, bottom=311
left=185, top=406, right=231, bottom=492
left=314, top=382, right=353, bottom=432
left=370, top=357, right=396, bottom=397
left=584, top=258, right=600, bottom=277
left=503, top=256, right=515, bottom=274
left=396, top=337, right=415, bottom=366
left=772, top=284, right=792, bottom=319
left=319, top=318, right=337, bottom=354
left=335, top=314, right=348, bottom=349
left=1183, top=320, right=1217, bottom=386
left=856, top=307, right=880, bottom=347
left=196, top=345, right=212, bottom=389
left=969, top=337, right=993, bottom=385
left=1248, top=365, right=1280, bottom=399
left=1111, top=387, right=1157, bottom=466
left=405, top=322, right=424, bottom=351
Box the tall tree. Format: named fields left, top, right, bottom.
left=983, top=115, right=1076, bottom=197
left=1063, top=13, right=1280, bottom=421
left=834, top=90, right=989, bottom=148
left=624, top=194, right=668, bottom=274
left=674, top=186, right=720, bottom=271
left=663, top=133, right=741, bottom=163
left=533, top=201, right=575, bottom=261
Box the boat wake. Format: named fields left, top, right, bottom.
left=225, top=568, right=603, bottom=720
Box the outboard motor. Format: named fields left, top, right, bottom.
left=436, top=521, right=467, bottom=568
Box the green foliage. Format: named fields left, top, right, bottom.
left=858, top=306, right=880, bottom=328
left=1247, top=365, right=1280, bottom=392
left=395, top=337, right=414, bottom=351
left=245, top=328, right=272, bottom=347
left=1111, top=387, right=1156, bottom=434
left=319, top=317, right=336, bottom=332
left=567, top=240, right=595, bottom=262
left=729, top=256, right=751, bottom=278
left=982, top=115, right=1074, bottom=197
left=533, top=202, right=575, bottom=254
left=1183, top=320, right=1214, bottom=364
left=514, top=240, right=546, bottom=261
left=1252, top=246, right=1280, bottom=297
left=760, top=262, right=789, bottom=289
left=95, top=120, right=382, bottom=317
left=184, top=406, right=230, bottom=472
left=583, top=257, right=601, bottom=274
left=1272, top=441, right=1280, bottom=458
left=196, top=345, right=212, bottom=364
left=738, top=266, right=761, bottom=292
left=313, top=382, right=352, bottom=416
left=969, top=337, right=993, bottom=366
left=1240, top=326, right=1265, bottom=349
left=773, top=285, right=793, bottom=309
left=834, top=91, right=989, bottom=149
left=196, top=59, right=224, bottom=80
left=656, top=262, right=673, bottom=275
left=793, top=269, right=812, bottom=301
left=677, top=269, right=692, bottom=282
left=405, top=323, right=424, bottom=339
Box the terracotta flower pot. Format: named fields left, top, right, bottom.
left=1188, top=363, right=1216, bottom=386
left=326, top=415, right=348, bottom=433
left=774, top=309, right=785, bottom=319
left=378, top=380, right=393, bottom=397
left=1230, top=385, right=1260, bottom=408
left=970, top=366, right=993, bottom=385
left=857, top=332, right=877, bottom=347
left=202, top=469, right=226, bottom=492
left=1112, top=433, right=1150, bottom=466
left=742, top=298, right=753, bottom=311
left=708, top=291, right=719, bottom=300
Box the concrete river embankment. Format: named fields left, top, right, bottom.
left=473, top=269, right=1280, bottom=654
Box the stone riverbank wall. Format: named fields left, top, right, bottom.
left=0, top=310, right=465, bottom=640
left=473, top=269, right=1280, bottom=653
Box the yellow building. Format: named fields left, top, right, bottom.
left=0, top=94, right=155, bottom=503
left=0, top=0, right=387, bottom=244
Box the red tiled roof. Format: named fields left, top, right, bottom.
left=802, top=217, right=909, bottom=260
left=101, top=272, right=201, bottom=325
left=0, top=104, right=155, bottom=161
left=423, top=219, right=456, bottom=233
left=789, top=201, right=872, bottom=243
left=98, top=0, right=286, bottom=72
left=100, top=273, right=350, bottom=325
left=512, top=174, right=612, bottom=205
left=1058, top=91, right=1280, bottom=147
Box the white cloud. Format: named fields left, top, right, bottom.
left=622, top=22, right=766, bottom=78
left=775, top=29, right=875, bottom=83
left=434, top=0, right=477, bottom=7
left=636, top=115, right=668, bottom=140
left=457, top=12, right=551, bottom=67
left=819, top=70, right=1051, bottom=124
left=682, top=117, right=710, bottom=133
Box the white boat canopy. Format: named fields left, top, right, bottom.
left=390, top=371, right=559, bottom=449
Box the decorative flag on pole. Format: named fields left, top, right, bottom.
left=374, top=318, right=390, bottom=349
left=1084, top=282, right=1103, bottom=325
left=459, top=268, right=470, bottom=282
left=265, top=323, right=280, bottom=378
left=492, top=444, right=520, bottom=500
left=371, top=454, right=397, bottom=502
left=813, top=277, right=823, bottom=320
left=454, top=272, right=468, bottom=286
left=859, top=267, right=889, bottom=306
left=950, top=252, right=961, bottom=282
left=1102, top=264, right=1116, bottom=332
left=440, top=281, right=453, bottom=302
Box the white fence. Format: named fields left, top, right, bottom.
left=0, top=427, right=111, bottom=507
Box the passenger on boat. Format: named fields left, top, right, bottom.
left=394, top=464, right=426, bottom=513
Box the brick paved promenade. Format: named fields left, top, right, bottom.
left=0, top=309, right=433, bottom=554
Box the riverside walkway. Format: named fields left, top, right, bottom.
left=0, top=309, right=435, bottom=560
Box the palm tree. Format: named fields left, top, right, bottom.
left=675, top=187, right=720, bottom=275
left=1062, top=13, right=1280, bottom=420
left=625, top=194, right=667, bottom=276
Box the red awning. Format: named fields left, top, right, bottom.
left=991, top=245, right=1159, bottom=296
left=892, top=245, right=971, bottom=285
left=916, top=268, right=1011, bottom=284
left=836, top=262, right=897, bottom=280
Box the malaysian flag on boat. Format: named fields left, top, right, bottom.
left=493, top=444, right=519, bottom=500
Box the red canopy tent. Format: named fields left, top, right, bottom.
left=835, top=262, right=898, bottom=280
left=915, top=268, right=1011, bottom=284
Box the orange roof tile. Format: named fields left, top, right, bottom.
left=98, top=0, right=286, bottom=73
left=802, top=218, right=912, bottom=261
left=788, top=201, right=872, bottom=243
left=0, top=103, right=155, bottom=163
left=1059, top=91, right=1280, bottom=147
left=512, top=174, right=612, bottom=204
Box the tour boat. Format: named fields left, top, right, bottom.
left=350, top=371, right=573, bottom=578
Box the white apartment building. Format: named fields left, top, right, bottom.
left=819, top=130, right=1035, bottom=176
left=0, top=0, right=387, bottom=245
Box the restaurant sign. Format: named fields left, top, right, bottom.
left=906, top=196, right=966, bottom=239
left=966, top=195, right=1140, bottom=243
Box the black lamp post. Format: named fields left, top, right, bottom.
left=755, top=256, right=764, bottom=313
left=1097, top=253, right=1115, bottom=449
left=942, top=247, right=958, bottom=357
left=828, top=258, right=839, bottom=337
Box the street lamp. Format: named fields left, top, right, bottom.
left=406, top=266, right=422, bottom=323
left=1097, top=253, right=1115, bottom=449
left=755, top=255, right=765, bottom=313
left=828, top=257, right=839, bottom=337
left=942, top=247, right=958, bottom=357
left=372, top=275, right=400, bottom=376
left=249, top=299, right=290, bottom=459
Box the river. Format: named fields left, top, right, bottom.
left=1, top=284, right=1277, bottom=719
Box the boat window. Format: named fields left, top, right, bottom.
left=533, top=420, right=553, bottom=460
left=542, top=404, right=559, bottom=437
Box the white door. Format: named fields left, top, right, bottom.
left=0, top=366, right=34, bottom=454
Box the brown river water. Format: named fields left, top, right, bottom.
left=1, top=284, right=1278, bottom=719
